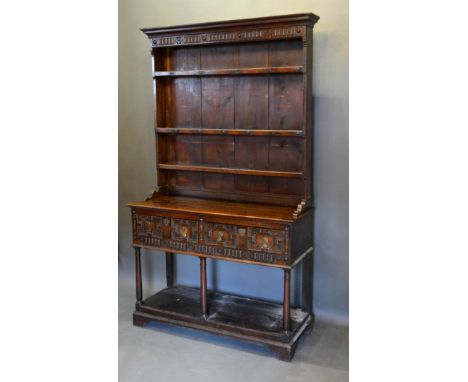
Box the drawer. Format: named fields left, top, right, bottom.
left=171, top=218, right=199, bottom=243
left=132, top=211, right=290, bottom=265
left=202, top=222, right=240, bottom=249
left=202, top=222, right=286, bottom=255
left=246, top=227, right=286, bottom=255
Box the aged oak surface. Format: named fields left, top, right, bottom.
left=129, top=195, right=297, bottom=222
left=129, top=13, right=319, bottom=361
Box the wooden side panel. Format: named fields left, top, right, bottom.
left=269, top=74, right=303, bottom=130
left=155, top=77, right=167, bottom=127
left=304, top=25, right=314, bottom=204
left=290, top=210, right=313, bottom=262
left=153, top=47, right=167, bottom=71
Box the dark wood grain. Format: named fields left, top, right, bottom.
left=153, top=66, right=303, bottom=76
left=156, top=128, right=304, bottom=136
left=239, top=42, right=269, bottom=68
left=169, top=184, right=302, bottom=206
left=168, top=46, right=200, bottom=71
left=169, top=78, right=201, bottom=127
left=201, top=44, right=237, bottom=70
left=133, top=13, right=319, bottom=361
left=234, top=76, right=268, bottom=130
left=269, top=74, right=303, bottom=130
left=138, top=286, right=308, bottom=339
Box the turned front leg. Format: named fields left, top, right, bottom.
left=200, top=257, right=207, bottom=318
left=283, top=268, right=291, bottom=331
left=134, top=247, right=142, bottom=305
left=165, top=252, right=175, bottom=287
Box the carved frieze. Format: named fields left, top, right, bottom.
left=151, top=26, right=305, bottom=47
left=137, top=238, right=283, bottom=264
left=132, top=213, right=289, bottom=264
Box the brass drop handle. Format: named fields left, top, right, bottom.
left=180, top=226, right=188, bottom=238
left=261, top=236, right=270, bottom=249
left=216, top=231, right=224, bottom=242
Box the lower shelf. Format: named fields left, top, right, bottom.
left=133, top=286, right=313, bottom=360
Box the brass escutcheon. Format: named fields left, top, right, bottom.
left=180, top=226, right=188, bottom=238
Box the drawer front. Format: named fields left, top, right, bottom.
left=247, top=227, right=285, bottom=255
left=202, top=223, right=239, bottom=249
left=132, top=211, right=290, bottom=265
left=133, top=214, right=163, bottom=246
left=171, top=218, right=199, bottom=243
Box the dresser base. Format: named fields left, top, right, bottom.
left=133, top=286, right=313, bottom=361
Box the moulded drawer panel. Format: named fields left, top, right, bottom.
left=132, top=210, right=291, bottom=265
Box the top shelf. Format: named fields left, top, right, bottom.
left=153, top=66, right=303, bottom=77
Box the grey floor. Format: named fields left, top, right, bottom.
left=119, top=282, right=348, bottom=382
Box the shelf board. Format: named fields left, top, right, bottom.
left=138, top=286, right=309, bottom=336
left=128, top=195, right=299, bottom=222
left=156, top=128, right=303, bottom=137
left=158, top=164, right=303, bottom=178
left=153, top=66, right=303, bottom=77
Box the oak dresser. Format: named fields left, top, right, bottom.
left=129, top=13, right=319, bottom=360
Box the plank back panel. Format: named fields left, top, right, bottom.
left=268, top=40, right=303, bottom=67
left=201, top=45, right=238, bottom=69
left=153, top=37, right=308, bottom=206
left=234, top=76, right=268, bottom=130
left=239, top=42, right=269, bottom=68
left=269, top=74, right=303, bottom=130
left=170, top=78, right=201, bottom=127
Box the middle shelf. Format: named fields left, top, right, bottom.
left=153, top=66, right=304, bottom=77
left=158, top=164, right=303, bottom=178
left=156, top=127, right=304, bottom=137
